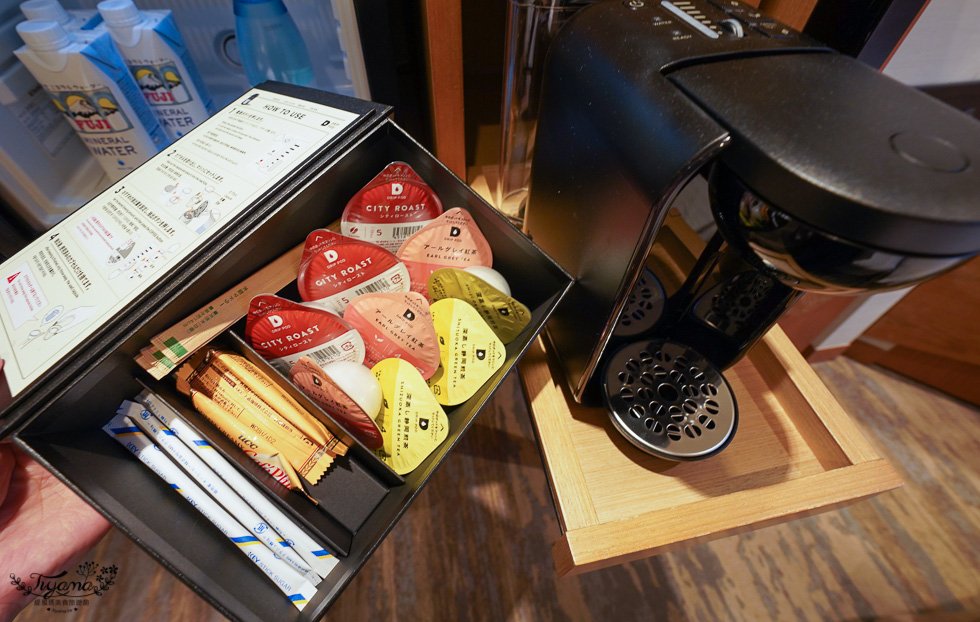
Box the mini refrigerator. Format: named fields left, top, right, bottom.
left=0, top=0, right=430, bottom=240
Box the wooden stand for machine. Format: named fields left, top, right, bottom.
left=518, top=210, right=903, bottom=576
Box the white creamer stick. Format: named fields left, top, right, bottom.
left=124, top=402, right=320, bottom=583
left=136, top=390, right=339, bottom=578
left=104, top=407, right=318, bottom=610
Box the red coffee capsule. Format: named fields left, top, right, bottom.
left=341, top=162, right=443, bottom=253
left=297, top=229, right=410, bottom=314
left=343, top=291, right=440, bottom=379
left=396, top=207, right=493, bottom=294
left=244, top=294, right=366, bottom=374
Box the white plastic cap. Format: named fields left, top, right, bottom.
left=16, top=20, right=71, bottom=51
left=97, top=0, right=142, bottom=28
left=20, top=0, right=72, bottom=26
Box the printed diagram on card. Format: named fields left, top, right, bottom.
left=255, top=133, right=307, bottom=174
left=159, top=181, right=222, bottom=235
left=19, top=304, right=98, bottom=349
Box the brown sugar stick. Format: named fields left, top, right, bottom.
left=211, top=351, right=347, bottom=456
left=177, top=355, right=335, bottom=486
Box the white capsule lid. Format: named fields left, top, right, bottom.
left=16, top=20, right=71, bottom=51
left=97, top=0, right=142, bottom=27
left=20, top=0, right=72, bottom=26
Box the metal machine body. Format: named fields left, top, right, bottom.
left=525, top=0, right=980, bottom=412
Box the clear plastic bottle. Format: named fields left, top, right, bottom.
left=497, top=0, right=594, bottom=225
left=233, top=0, right=315, bottom=88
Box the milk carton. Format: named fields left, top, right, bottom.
left=15, top=20, right=167, bottom=180
left=98, top=0, right=215, bottom=141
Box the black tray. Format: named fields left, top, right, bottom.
left=5, top=86, right=572, bottom=621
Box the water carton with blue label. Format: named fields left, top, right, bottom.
left=14, top=19, right=167, bottom=181
left=97, top=0, right=216, bottom=142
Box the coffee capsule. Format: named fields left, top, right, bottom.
left=372, top=357, right=449, bottom=475
left=427, top=298, right=506, bottom=406
left=343, top=291, right=440, bottom=379
left=245, top=294, right=365, bottom=374
left=289, top=357, right=384, bottom=450
left=396, top=207, right=493, bottom=294
left=341, top=162, right=443, bottom=252
left=297, top=229, right=410, bottom=314
left=427, top=267, right=531, bottom=344
left=464, top=265, right=510, bottom=296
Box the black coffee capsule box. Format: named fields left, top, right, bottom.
left=0, top=82, right=572, bottom=622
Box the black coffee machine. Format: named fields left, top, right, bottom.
left=524, top=0, right=980, bottom=460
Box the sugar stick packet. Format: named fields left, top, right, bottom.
left=180, top=350, right=325, bottom=446
left=140, top=241, right=306, bottom=377
left=124, top=401, right=320, bottom=582
left=188, top=389, right=306, bottom=491
left=137, top=389, right=339, bottom=578
left=207, top=350, right=341, bottom=450
left=177, top=349, right=343, bottom=487
left=104, top=406, right=318, bottom=610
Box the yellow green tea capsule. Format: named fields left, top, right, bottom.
left=371, top=358, right=449, bottom=474
left=427, top=267, right=531, bottom=344
left=427, top=298, right=506, bottom=406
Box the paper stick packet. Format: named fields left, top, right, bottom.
left=178, top=350, right=326, bottom=448
left=138, top=345, right=176, bottom=380
left=137, top=241, right=306, bottom=376
left=104, top=407, right=318, bottom=610
left=137, top=389, right=339, bottom=579
left=182, top=385, right=334, bottom=488
left=125, top=402, right=320, bottom=582
left=177, top=349, right=345, bottom=456
left=177, top=351, right=333, bottom=489
left=188, top=389, right=305, bottom=491
left=208, top=350, right=341, bottom=452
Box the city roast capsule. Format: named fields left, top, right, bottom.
left=296, top=229, right=410, bottom=314
left=245, top=293, right=365, bottom=374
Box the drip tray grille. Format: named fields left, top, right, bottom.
left=602, top=339, right=737, bottom=461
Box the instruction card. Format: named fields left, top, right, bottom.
left=0, top=88, right=361, bottom=401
